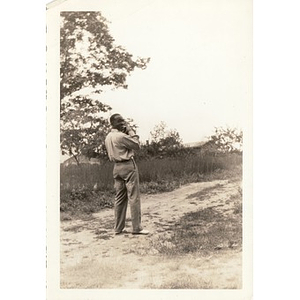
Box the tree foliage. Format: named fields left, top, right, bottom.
left=150, top=122, right=182, bottom=146
left=138, top=122, right=184, bottom=158
left=60, top=11, right=150, bottom=163
left=206, top=127, right=243, bottom=153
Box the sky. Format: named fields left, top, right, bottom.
left=60, top=0, right=251, bottom=147
left=93, top=0, right=252, bottom=144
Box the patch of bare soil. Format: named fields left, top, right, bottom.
left=60, top=179, right=242, bottom=289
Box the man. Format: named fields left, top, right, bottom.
left=105, top=113, right=149, bottom=235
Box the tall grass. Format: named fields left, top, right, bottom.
left=60, top=161, right=114, bottom=191
left=61, top=153, right=242, bottom=192
left=60, top=152, right=242, bottom=218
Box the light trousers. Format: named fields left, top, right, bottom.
left=112, top=159, right=143, bottom=233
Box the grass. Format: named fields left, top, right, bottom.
left=144, top=274, right=213, bottom=289
left=60, top=159, right=243, bottom=289
left=61, top=258, right=137, bottom=288
left=151, top=190, right=243, bottom=256
left=186, top=183, right=224, bottom=200
left=60, top=189, right=114, bottom=220
left=140, top=247, right=242, bottom=289
left=60, top=152, right=242, bottom=220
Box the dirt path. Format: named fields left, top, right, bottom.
left=60, top=179, right=242, bottom=289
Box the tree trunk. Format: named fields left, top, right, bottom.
left=70, top=150, right=80, bottom=166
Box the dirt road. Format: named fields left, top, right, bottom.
left=60, top=179, right=242, bottom=289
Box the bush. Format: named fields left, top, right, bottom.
left=60, top=188, right=114, bottom=217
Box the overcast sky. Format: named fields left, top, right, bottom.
left=93, top=0, right=252, bottom=144
left=60, top=0, right=251, bottom=146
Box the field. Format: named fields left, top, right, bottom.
left=60, top=152, right=243, bottom=289
left=60, top=152, right=242, bottom=219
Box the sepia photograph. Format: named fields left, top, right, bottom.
left=47, top=0, right=252, bottom=299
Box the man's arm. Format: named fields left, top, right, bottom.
left=122, top=133, right=140, bottom=151
left=122, top=123, right=140, bottom=150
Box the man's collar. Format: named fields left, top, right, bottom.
left=111, top=128, right=119, bottom=132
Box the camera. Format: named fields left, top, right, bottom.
left=120, top=125, right=128, bottom=134
left=117, top=122, right=129, bottom=134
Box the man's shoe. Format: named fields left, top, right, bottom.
left=114, top=230, right=128, bottom=236
left=132, top=229, right=149, bottom=235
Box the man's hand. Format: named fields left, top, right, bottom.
left=124, top=122, right=132, bottom=134
left=123, top=122, right=136, bottom=136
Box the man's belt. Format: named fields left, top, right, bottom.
left=115, top=157, right=134, bottom=163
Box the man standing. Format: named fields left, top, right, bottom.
left=105, top=113, right=149, bottom=235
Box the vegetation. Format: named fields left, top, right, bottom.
left=59, top=11, right=244, bottom=290
left=61, top=164, right=243, bottom=288
left=59, top=12, right=243, bottom=220
left=60, top=11, right=149, bottom=164
left=60, top=151, right=242, bottom=219
left=205, top=126, right=243, bottom=154
left=152, top=199, right=242, bottom=256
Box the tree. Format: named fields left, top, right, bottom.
left=150, top=121, right=168, bottom=144
left=60, top=12, right=150, bottom=163
left=147, top=122, right=183, bottom=157
left=207, top=127, right=243, bottom=153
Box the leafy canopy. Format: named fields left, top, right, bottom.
left=142, top=121, right=184, bottom=157
left=206, top=127, right=243, bottom=153
left=60, top=11, right=150, bottom=162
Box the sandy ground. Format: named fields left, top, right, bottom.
left=60, top=179, right=242, bottom=289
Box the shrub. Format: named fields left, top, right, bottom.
left=60, top=188, right=114, bottom=217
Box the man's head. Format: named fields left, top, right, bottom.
left=109, top=113, right=126, bottom=131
